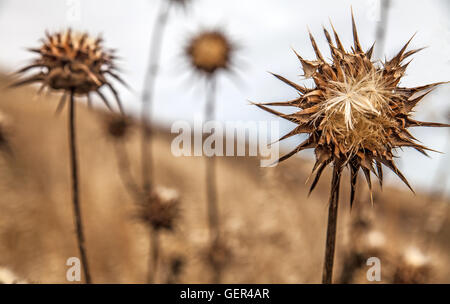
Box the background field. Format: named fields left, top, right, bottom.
left=0, top=75, right=448, bottom=283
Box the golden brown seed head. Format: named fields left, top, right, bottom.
left=255, top=11, right=449, bottom=207
left=13, top=29, right=125, bottom=112
left=138, top=187, right=180, bottom=231
left=186, top=31, right=233, bottom=76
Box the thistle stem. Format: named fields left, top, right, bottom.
left=204, top=78, right=222, bottom=283
left=140, top=0, right=171, bottom=194
left=204, top=78, right=220, bottom=243
left=68, top=91, right=91, bottom=284
left=322, top=164, right=342, bottom=284
left=148, top=229, right=160, bottom=284
left=113, top=141, right=143, bottom=203
left=374, top=0, right=391, bottom=59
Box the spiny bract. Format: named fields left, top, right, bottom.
left=256, top=12, right=449, bottom=207
left=186, top=30, right=234, bottom=76
left=13, top=29, right=126, bottom=113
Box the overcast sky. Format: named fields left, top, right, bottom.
left=0, top=0, right=449, bottom=195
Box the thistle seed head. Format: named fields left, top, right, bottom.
left=13, top=29, right=126, bottom=113
left=138, top=187, right=180, bottom=231
left=255, top=11, right=449, bottom=207
left=186, top=30, right=234, bottom=76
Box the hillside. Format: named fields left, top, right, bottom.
left=0, top=74, right=449, bottom=283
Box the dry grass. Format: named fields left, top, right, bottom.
left=0, top=74, right=448, bottom=283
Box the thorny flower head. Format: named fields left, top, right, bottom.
left=138, top=187, right=180, bottom=231
left=255, top=11, right=449, bottom=207
left=186, top=30, right=235, bottom=77
left=13, top=29, right=126, bottom=113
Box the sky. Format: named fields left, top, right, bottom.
left=0, top=0, right=449, bottom=195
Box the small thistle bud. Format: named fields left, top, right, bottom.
left=186, top=31, right=234, bottom=76
left=104, top=114, right=132, bottom=140
left=255, top=11, right=449, bottom=207
left=138, top=187, right=180, bottom=231
left=13, top=29, right=126, bottom=112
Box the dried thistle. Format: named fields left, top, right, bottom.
left=255, top=10, right=449, bottom=284
left=13, top=29, right=125, bottom=113
left=186, top=30, right=235, bottom=77
left=138, top=187, right=180, bottom=232
left=137, top=186, right=180, bottom=283
left=393, top=247, right=432, bottom=284
left=206, top=240, right=232, bottom=272
left=13, top=30, right=126, bottom=284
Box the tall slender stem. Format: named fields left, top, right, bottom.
left=113, top=141, right=143, bottom=203
left=68, top=91, right=91, bottom=284
left=374, top=0, right=391, bottom=59
left=204, top=78, right=222, bottom=284
left=140, top=1, right=171, bottom=194
left=204, top=78, right=220, bottom=243
left=322, top=164, right=342, bottom=284
left=148, top=229, right=160, bottom=284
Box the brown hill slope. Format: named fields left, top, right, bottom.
left=0, top=75, right=449, bottom=283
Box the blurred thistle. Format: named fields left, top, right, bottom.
left=185, top=30, right=235, bottom=77
left=205, top=239, right=232, bottom=283
left=13, top=29, right=126, bottom=284
left=186, top=29, right=236, bottom=283
left=138, top=186, right=180, bottom=232
left=393, top=247, right=432, bottom=283
left=104, top=113, right=132, bottom=140
left=165, top=255, right=185, bottom=284
left=255, top=10, right=449, bottom=284
left=137, top=186, right=180, bottom=283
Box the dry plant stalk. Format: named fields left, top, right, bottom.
left=255, top=10, right=449, bottom=284
left=13, top=30, right=125, bottom=283
left=104, top=115, right=182, bottom=284
left=141, top=0, right=189, bottom=193
left=185, top=30, right=235, bottom=283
